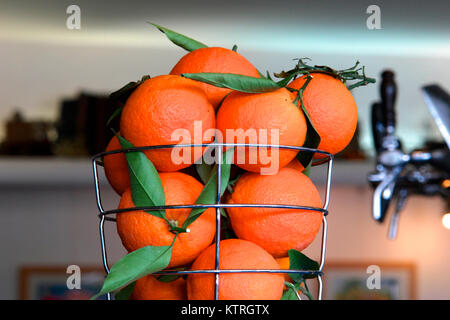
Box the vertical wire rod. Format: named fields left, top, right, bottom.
left=98, top=216, right=110, bottom=274
left=214, top=145, right=223, bottom=300
left=94, top=158, right=111, bottom=300
left=99, top=216, right=111, bottom=300
left=93, top=158, right=109, bottom=273
left=317, top=274, right=323, bottom=300
left=92, top=158, right=105, bottom=213
left=317, top=156, right=331, bottom=299
left=323, top=156, right=333, bottom=210
left=319, top=216, right=328, bottom=272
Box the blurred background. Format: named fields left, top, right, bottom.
left=0, top=0, right=449, bottom=299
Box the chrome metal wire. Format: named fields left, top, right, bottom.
left=92, top=142, right=333, bottom=300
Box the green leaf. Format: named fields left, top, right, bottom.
left=232, top=44, right=238, bottom=52
left=106, top=106, right=123, bottom=127
left=219, top=207, right=228, bottom=219
left=290, top=75, right=321, bottom=168
left=196, top=162, right=214, bottom=184
left=275, top=57, right=376, bottom=91
left=181, top=73, right=282, bottom=93
left=224, top=226, right=237, bottom=240
left=110, top=75, right=150, bottom=104
left=182, top=148, right=234, bottom=228
left=221, top=217, right=236, bottom=240
left=347, top=77, right=376, bottom=90
left=228, top=175, right=241, bottom=186
left=216, top=92, right=232, bottom=111
left=116, top=134, right=166, bottom=220
left=281, top=282, right=301, bottom=300
left=276, top=71, right=301, bottom=87
left=114, top=281, right=136, bottom=300
left=288, top=249, right=320, bottom=283
left=296, top=106, right=321, bottom=168
left=156, top=274, right=182, bottom=283
left=257, top=70, right=266, bottom=79
left=149, top=22, right=207, bottom=52
left=302, top=162, right=312, bottom=177
left=91, top=245, right=172, bottom=299
left=300, top=281, right=314, bottom=300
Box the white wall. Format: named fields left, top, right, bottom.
left=0, top=167, right=448, bottom=300
left=0, top=183, right=126, bottom=300
left=1, top=40, right=449, bottom=154
left=305, top=185, right=449, bottom=300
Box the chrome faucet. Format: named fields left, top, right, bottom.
left=368, top=71, right=449, bottom=239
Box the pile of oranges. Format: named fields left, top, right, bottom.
left=100, top=24, right=368, bottom=300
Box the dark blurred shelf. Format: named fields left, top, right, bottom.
left=0, top=157, right=374, bottom=187
left=0, top=157, right=95, bottom=187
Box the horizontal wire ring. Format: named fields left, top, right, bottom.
left=93, top=142, right=333, bottom=167
left=152, top=269, right=323, bottom=276
left=98, top=203, right=328, bottom=219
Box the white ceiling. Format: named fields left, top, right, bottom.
left=1, top=0, right=449, bottom=57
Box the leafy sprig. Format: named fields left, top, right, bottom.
left=109, top=75, right=151, bottom=104
left=281, top=249, right=320, bottom=300
left=275, top=58, right=376, bottom=90
left=149, top=22, right=207, bottom=52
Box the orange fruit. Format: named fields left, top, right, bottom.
left=170, top=47, right=260, bottom=109
left=227, top=167, right=322, bottom=257
left=288, top=73, right=358, bottom=157
left=187, top=239, right=284, bottom=300
left=285, top=158, right=305, bottom=172
left=116, top=172, right=216, bottom=268
left=276, top=257, right=292, bottom=283
left=103, top=134, right=129, bottom=195
left=131, top=275, right=186, bottom=300
left=216, top=88, right=307, bottom=174
left=120, top=75, right=215, bottom=172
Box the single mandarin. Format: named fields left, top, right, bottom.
left=288, top=73, right=358, bottom=158
left=170, top=47, right=260, bottom=109
left=103, top=134, right=129, bottom=195
left=187, top=239, right=284, bottom=300
left=116, top=172, right=216, bottom=268
left=120, top=75, right=215, bottom=172
left=131, top=275, right=186, bottom=300
left=216, top=88, right=307, bottom=174
left=227, top=168, right=323, bottom=257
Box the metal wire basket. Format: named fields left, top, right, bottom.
left=92, top=142, right=333, bottom=300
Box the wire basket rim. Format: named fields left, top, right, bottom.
left=98, top=204, right=328, bottom=219
left=92, top=141, right=333, bottom=300
left=92, top=142, right=333, bottom=166
left=151, top=269, right=324, bottom=276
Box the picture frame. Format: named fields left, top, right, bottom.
left=323, top=261, right=416, bottom=300
left=19, top=265, right=106, bottom=300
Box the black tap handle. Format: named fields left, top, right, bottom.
left=380, top=70, right=397, bottom=131
left=371, top=102, right=386, bottom=152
